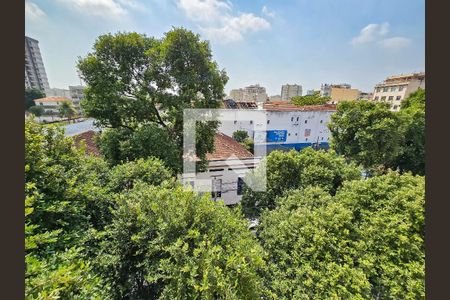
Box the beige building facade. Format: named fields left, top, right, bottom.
left=372, top=72, right=425, bottom=111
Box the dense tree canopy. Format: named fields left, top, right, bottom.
left=290, top=91, right=330, bottom=106
left=25, top=118, right=267, bottom=299
left=98, top=184, right=266, bottom=299
left=77, top=28, right=228, bottom=172
left=393, top=89, right=425, bottom=175
left=241, top=148, right=361, bottom=217
left=258, top=172, right=425, bottom=299
left=328, top=100, right=404, bottom=173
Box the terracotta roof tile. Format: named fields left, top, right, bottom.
left=206, top=132, right=253, bottom=161
left=73, top=130, right=101, bottom=156
left=34, top=97, right=71, bottom=103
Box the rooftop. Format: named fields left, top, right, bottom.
left=206, top=132, right=254, bottom=161
left=263, top=102, right=337, bottom=112
left=34, top=97, right=71, bottom=103
left=73, top=130, right=101, bottom=157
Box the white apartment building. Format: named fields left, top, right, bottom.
left=220, top=101, right=336, bottom=153
left=34, top=96, right=80, bottom=114
left=229, top=84, right=268, bottom=103
left=25, top=36, right=50, bottom=91
left=372, top=72, right=425, bottom=111
left=281, top=84, right=302, bottom=101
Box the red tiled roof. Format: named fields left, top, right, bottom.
left=206, top=132, right=253, bottom=161
left=73, top=130, right=101, bottom=156
left=263, top=102, right=336, bottom=112
left=34, top=97, right=71, bottom=103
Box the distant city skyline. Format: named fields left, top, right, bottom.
left=25, top=0, right=424, bottom=95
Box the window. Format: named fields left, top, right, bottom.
left=393, top=105, right=399, bottom=110
left=390, top=86, right=397, bottom=92
left=233, top=120, right=237, bottom=124
left=381, top=96, right=386, bottom=101
left=291, top=117, right=294, bottom=122
left=383, top=87, right=388, bottom=92
left=304, top=120, right=308, bottom=124
left=305, top=138, right=308, bottom=141
left=376, top=88, right=381, bottom=93
left=267, top=120, right=270, bottom=124
left=321, top=137, right=324, bottom=141
left=388, top=96, right=394, bottom=100
left=320, top=120, right=323, bottom=123
left=374, top=96, right=379, bottom=100
left=295, top=133, right=298, bottom=136
left=398, top=85, right=405, bottom=91
left=250, top=120, right=253, bottom=124
left=211, top=178, right=222, bottom=199
left=296, top=117, right=299, bottom=121
left=396, top=96, right=401, bottom=101
left=288, top=133, right=291, bottom=136
left=237, top=177, right=244, bottom=195
left=304, top=128, right=311, bottom=137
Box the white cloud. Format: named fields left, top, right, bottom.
left=351, top=22, right=412, bottom=50
left=25, top=1, right=46, bottom=22
left=351, top=22, right=389, bottom=45
left=262, top=5, right=275, bottom=18
left=57, top=0, right=146, bottom=19
left=177, top=0, right=271, bottom=43
left=378, top=37, right=412, bottom=50
left=177, top=0, right=231, bottom=23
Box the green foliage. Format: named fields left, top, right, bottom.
left=258, top=172, right=425, bottom=299
left=107, top=157, right=174, bottom=193
left=241, top=147, right=361, bottom=217
left=28, top=105, right=44, bottom=117
left=328, top=100, right=404, bottom=173
left=232, top=130, right=249, bottom=143
left=98, top=183, right=266, bottom=299
left=78, top=28, right=228, bottom=170
left=98, top=125, right=182, bottom=171
left=290, top=91, right=330, bottom=106
left=401, top=88, right=425, bottom=110
left=393, top=89, right=425, bottom=175
left=58, top=100, right=77, bottom=120
left=232, top=130, right=254, bottom=154
left=25, top=87, right=45, bottom=110
left=26, top=248, right=110, bottom=300
left=25, top=119, right=114, bottom=298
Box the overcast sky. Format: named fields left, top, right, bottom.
left=26, top=0, right=425, bottom=95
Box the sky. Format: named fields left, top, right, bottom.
left=25, top=0, right=425, bottom=95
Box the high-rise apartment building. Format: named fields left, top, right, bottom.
left=25, top=36, right=50, bottom=91
left=281, top=84, right=302, bottom=101
left=229, top=84, right=268, bottom=103
left=372, top=72, right=425, bottom=111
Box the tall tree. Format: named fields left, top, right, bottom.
left=241, top=148, right=361, bottom=217
left=258, top=172, right=425, bottom=299
left=77, top=28, right=228, bottom=171
left=25, top=87, right=45, bottom=110
left=328, top=100, right=404, bottom=173
left=290, top=91, right=330, bottom=106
